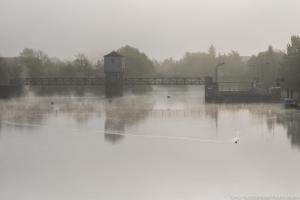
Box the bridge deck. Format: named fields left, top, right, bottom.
left=2, top=77, right=206, bottom=86
left=124, top=77, right=204, bottom=85
left=1, top=77, right=252, bottom=86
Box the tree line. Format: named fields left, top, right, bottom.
left=1, top=35, right=300, bottom=92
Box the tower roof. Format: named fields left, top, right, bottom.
left=104, top=51, right=123, bottom=57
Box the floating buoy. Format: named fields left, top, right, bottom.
left=167, top=96, right=171, bottom=99
left=50, top=101, right=54, bottom=105
left=233, top=137, right=239, bottom=144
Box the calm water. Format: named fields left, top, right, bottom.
left=0, top=86, right=300, bottom=200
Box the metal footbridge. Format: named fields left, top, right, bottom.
left=2, top=77, right=206, bottom=86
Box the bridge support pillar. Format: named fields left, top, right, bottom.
left=205, top=76, right=218, bottom=102
left=105, top=72, right=123, bottom=98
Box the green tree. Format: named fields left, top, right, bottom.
left=157, top=46, right=248, bottom=79
left=0, top=57, right=20, bottom=81
left=58, top=54, right=98, bottom=77
left=282, top=36, right=300, bottom=91
left=218, top=51, right=247, bottom=82
left=208, top=45, right=217, bottom=59
left=18, top=48, right=51, bottom=77
left=118, top=46, right=156, bottom=77
left=247, top=45, right=284, bottom=87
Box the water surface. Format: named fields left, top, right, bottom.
left=0, top=87, right=300, bottom=200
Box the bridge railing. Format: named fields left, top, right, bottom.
left=124, top=77, right=205, bottom=85
left=5, top=77, right=206, bottom=86
left=3, top=77, right=256, bottom=87
left=8, top=78, right=105, bottom=86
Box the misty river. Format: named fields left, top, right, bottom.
left=0, top=86, right=300, bottom=200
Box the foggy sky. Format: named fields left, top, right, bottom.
left=0, top=0, right=300, bottom=60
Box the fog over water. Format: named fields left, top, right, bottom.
left=1, top=0, right=300, bottom=59
left=1, top=87, right=300, bottom=200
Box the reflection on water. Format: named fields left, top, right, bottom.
left=0, top=90, right=300, bottom=148
left=277, top=112, right=300, bottom=149
left=104, top=97, right=154, bottom=144
left=1, top=87, right=300, bottom=199
left=0, top=99, right=48, bottom=130
left=0, top=91, right=300, bottom=148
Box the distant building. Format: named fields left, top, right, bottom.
left=104, top=51, right=125, bottom=73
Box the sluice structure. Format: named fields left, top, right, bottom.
left=0, top=51, right=283, bottom=102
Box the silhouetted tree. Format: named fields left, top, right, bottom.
left=118, top=45, right=156, bottom=77
left=218, top=50, right=247, bottom=82
left=247, top=45, right=284, bottom=87
left=208, top=45, right=217, bottom=59
left=157, top=46, right=246, bottom=80
left=282, top=35, right=300, bottom=92
left=18, top=48, right=51, bottom=77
